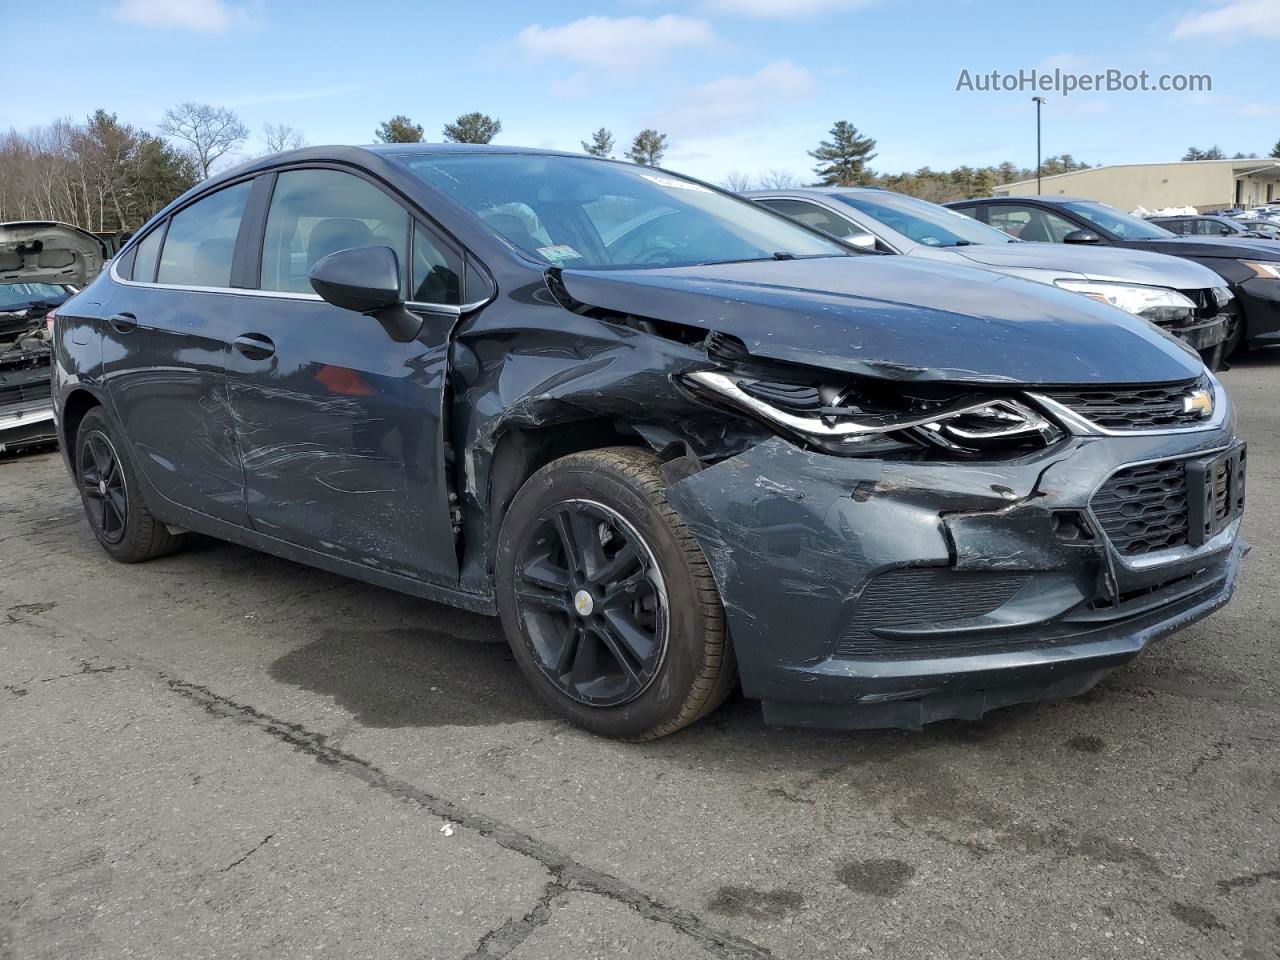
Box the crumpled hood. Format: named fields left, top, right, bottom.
left=560, top=255, right=1203, bottom=386
left=0, top=221, right=105, bottom=287
left=948, top=241, right=1223, bottom=290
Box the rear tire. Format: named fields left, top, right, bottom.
left=75, top=407, right=185, bottom=563
left=496, top=447, right=736, bottom=739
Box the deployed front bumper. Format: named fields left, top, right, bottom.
left=664, top=423, right=1246, bottom=730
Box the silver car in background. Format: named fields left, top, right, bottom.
left=746, top=187, right=1233, bottom=368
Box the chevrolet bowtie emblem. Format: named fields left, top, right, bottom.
left=1182, top=388, right=1214, bottom=418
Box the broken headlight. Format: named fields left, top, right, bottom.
left=682, top=369, right=1062, bottom=457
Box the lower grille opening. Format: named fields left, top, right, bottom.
left=1090, top=460, right=1189, bottom=556
left=835, top=568, right=1031, bottom=659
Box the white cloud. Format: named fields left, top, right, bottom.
left=656, top=60, right=816, bottom=136
left=699, top=0, right=875, bottom=18
left=111, top=0, right=251, bottom=32
left=1172, top=0, right=1280, bottom=40
left=1238, top=102, right=1280, bottom=117
left=515, top=15, right=716, bottom=70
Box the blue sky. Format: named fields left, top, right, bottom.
left=8, top=0, right=1279, bottom=183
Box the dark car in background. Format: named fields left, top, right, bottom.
left=0, top=222, right=106, bottom=453
left=948, top=196, right=1280, bottom=356
left=53, top=146, right=1246, bottom=737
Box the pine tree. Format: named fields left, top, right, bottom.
left=627, top=129, right=667, bottom=166
left=808, top=121, right=877, bottom=186
left=1271, top=139, right=1280, bottom=159
left=375, top=115, right=424, bottom=143
left=443, top=112, right=502, bottom=144
left=581, top=128, right=615, bottom=157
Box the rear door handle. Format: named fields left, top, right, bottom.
left=233, top=333, right=276, bottom=360
left=108, top=312, right=137, bottom=333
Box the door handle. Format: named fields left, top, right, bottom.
left=233, top=333, right=276, bottom=360
left=108, top=312, right=137, bottom=333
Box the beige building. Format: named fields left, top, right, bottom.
left=994, top=158, right=1280, bottom=211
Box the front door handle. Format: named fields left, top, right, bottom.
left=233, top=333, right=276, bottom=360
left=108, top=312, right=137, bottom=333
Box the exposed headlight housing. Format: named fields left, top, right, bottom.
left=1241, top=260, right=1280, bottom=280
left=1053, top=280, right=1197, bottom=326
left=682, top=369, right=1062, bottom=457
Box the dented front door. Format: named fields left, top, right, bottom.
left=223, top=296, right=459, bottom=585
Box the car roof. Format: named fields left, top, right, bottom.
left=742, top=187, right=882, bottom=197
left=952, top=196, right=1093, bottom=205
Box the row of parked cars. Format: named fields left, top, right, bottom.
left=2, top=144, right=1263, bottom=738
left=743, top=188, right=1280, bottom=361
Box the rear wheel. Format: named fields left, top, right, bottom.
left=75, top=408, right=184, bottom=562
left=496, top=447, right=735, bottom=739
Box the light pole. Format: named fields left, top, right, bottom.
left=1032, top=96, right=1046, bottom=195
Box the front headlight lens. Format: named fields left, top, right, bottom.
left=1241, top=260, right=1280, bottom=280
left=682, top=370, right=1062, bottom=457
left=1054, top=280, right=1197, bottom=324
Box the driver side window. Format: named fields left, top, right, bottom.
left=260, top=169, right=410, bottom=295
left=988, top=205, right=1078, bottom=243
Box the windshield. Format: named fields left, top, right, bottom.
left=1060, top=201, right=1175, bottom=240
left=834, top=191, right=1015, bottom=247
left=0, top=282, right=68, bottom=312
left=397, top=154, right=848, bottom=269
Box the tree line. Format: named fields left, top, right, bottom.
left=6, top=102, right=1278, bottom=235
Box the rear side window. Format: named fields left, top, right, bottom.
left=260, top=169, right=410, bottom=295
left=156, top=181, right=252, bottom=287
left=131, top=227, right=164, bottom=282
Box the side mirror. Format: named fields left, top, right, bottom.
left=308, top=245, right=422, bottom=343
left=845, top=231, right=877, bottom=250
left=1063, top=229, right=1101, bottom=245
left=1219, top=226, right=1234, bottom=235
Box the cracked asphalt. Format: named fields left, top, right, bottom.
left=2, top=356, right=1279, bottom=960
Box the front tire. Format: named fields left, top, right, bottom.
left=75, top=408, right=184, bottom=563
left=496, top=447, right=735, bottom=739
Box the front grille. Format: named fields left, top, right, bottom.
left=835, top=568, right=1032, bottom=659
left=1090, top=460, right=1189, bottom=555
left=1038, top=377, right=1208, bottom=431
left=0, top=377, right=52, bottom=408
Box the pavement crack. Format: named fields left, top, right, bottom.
left=219, top=833, right=275, bottom=873
left=161, top=678, right=775, bottom=960
left=462, top=878, right=567, bottom=960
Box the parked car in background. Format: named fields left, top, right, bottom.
left=0, top=222, right=105, bottom=453
left=747, top=187, right=1232, bottom=367
left=948, top=196, right=1280, bottom=356
left=1239, top=219, right=1280, bottom=239
left=53, top=145, right=1245, bottom=737
left=1151, top=214, right=1277, bottom=241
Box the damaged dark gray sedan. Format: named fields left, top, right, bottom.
left=52, top=145, right=1247, bottom=737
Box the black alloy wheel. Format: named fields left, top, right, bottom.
left=78, top=428, right=128, bottom=544
left=512, top=499, right=668, bottom=707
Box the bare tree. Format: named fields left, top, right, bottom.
left=721, top=170, right=754, bottom=192
left=262, top=122, right=306, bottom=154
left=160, top=102, right=248, bottom=179
left=757, top=169, right=799, bottom=189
